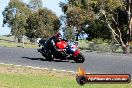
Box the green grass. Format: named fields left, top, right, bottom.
left=0, top=42, right=37, bottom=48
left=78, top=40, right=125, bottom=53
left=0, top=64, right=131, bottom=88
left=78, top=40, right=88, bottom=49
left=0, top=73, right=75, bottom=88
left=0, top=35, right=37, bottom=48
left=0, top=35, right=15, bottom=40
left=0, top=73, right=131, bottom=88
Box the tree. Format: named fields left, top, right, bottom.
left=60, top=0, right=95, bottom=41
left=63, top=26, right=76, bottom=40
left=2, top=0, right=31, bottom=42
left=26, top=8, right=61, bottom=39
left=90, top=0, right=131, bottom=54
left=85, top=19, right=111, bottom=40
left=61, top=0, right=132, bottom=53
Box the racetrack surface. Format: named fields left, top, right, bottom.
left=0, top=46, right=132, bottom=75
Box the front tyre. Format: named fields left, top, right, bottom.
left=42, top=53, right=54, bottom=61
left=74, top=53, right=85, bottom=63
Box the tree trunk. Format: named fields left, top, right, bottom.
left=122, top=45, right=129, bottom=54
left=76, top=33, right=79, bottom=41
left=76, top=26, right=79, bottom=41
left=17, top=36, right=23, bottom=43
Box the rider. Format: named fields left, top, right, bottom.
left=46, top=32, right=67, bottom=53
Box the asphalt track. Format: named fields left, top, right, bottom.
left=0, top=46, right=132, bottom=75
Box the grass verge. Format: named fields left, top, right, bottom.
left=0, top=36, right=37, bottom=48
left=0, top=64, right=131, bottom=88
left=0, top=42, right=37, bottom=48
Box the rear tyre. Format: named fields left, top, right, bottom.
left=74, top=53, right=85, bottom=63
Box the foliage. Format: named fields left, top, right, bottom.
left=26, top=8, right=61, bottom=38
left=60, top=0, right=95, bottom=41
left=66, top=7, right=94, bottom=27
left=2, top=0, right=31, bottom=38
left=3, top=0, right=61, bottom=40
left=63, top=26, right=75, bottom=40
left=11, top=14, right=27, bottom=37
left=91, top=38, right=111, bottom=44
left=85, top=19, right=111, bottom=40
left=63, top=0, right=132, bottom=53
left=92, top=0, right=131, bottom=53
left=66, top=0, right=95, bottom=28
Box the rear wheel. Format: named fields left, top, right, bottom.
left=74, top=53, right=85, bottom=63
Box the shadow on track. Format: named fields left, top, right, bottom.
left=21, top=57, right=69, bottom=62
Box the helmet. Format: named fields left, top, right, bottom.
left=55, top=33, right=62, bottom=41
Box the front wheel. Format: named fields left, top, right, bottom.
left=74, top=53, right=85, bottom=63
left=42, top=53, right=54, bottom=61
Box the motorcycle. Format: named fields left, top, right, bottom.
left=37, top=38, right=85, bottom=63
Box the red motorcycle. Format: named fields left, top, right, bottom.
left=37, top=38, right=85, bottom=63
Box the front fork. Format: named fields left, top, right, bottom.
left=37, top=47, right=46, bottom=54
left=37, top=48, right=42, bottom=53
